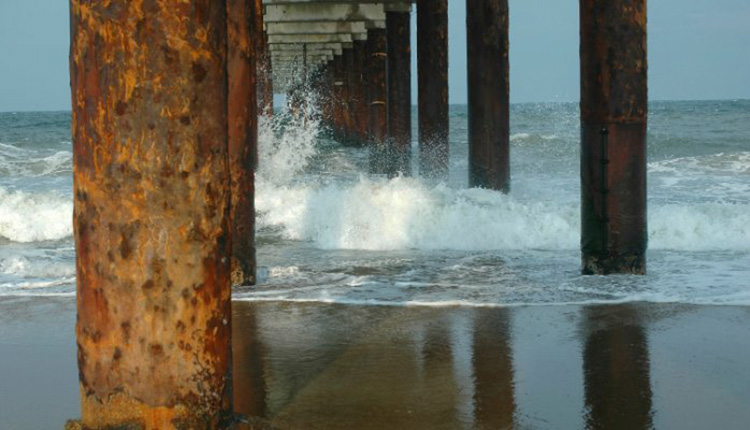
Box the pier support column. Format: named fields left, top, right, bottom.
left=417, top=0, right=449, bottom=180
left=229, top=0, right=257, bottom=286
left=367, top=28, right=389, bottom=173
left=70, top=0, right=233, bottom=428
left=386, top=6, right=412, bottom=176
left=352, top=41, right=369, bottom=144
left=342, top=48, right=356, bottom=144
left=580, top=0, right=647, bottom=275
left=256, top=0, right=273, bottom=117
left=332, top=55, right=346, bottom=141
left=467, top=0, right=510, bottom=192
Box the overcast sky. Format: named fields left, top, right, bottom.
left=1, top=0, right=749, bottom=111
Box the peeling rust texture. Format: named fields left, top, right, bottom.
left=467, top=0, right=509, bottom=193
left=229, top=0, right=257, bottom=287
left=255, top=0, right=273, bottom=117
left=71, top=0, right=233, bottom=428
left=417, top=0, right=449, bottom=180
left=387, top=11, right=412, bottom=176
left=580, top=0, right=647, bottom=275
left=366, top=29, right=389, bottom=174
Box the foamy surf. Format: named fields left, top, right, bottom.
left=0, top=187, right=72, bottom=242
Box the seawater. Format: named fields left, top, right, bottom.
left=1, top=101, right=749, bottom=305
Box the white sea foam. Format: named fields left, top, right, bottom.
left=0, top=187, right=73, bottom=242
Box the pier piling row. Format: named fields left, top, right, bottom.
left=69, top=0, right=649, bottom=426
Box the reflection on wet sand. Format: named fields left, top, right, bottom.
left=230, top=302, right=749, bottom=430
left=583, top=306, right=653, bottom=430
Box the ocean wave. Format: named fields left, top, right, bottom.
left=0, top=142, right=72, bottom=176
left=0, top=187, right=73, bottom=242
left=649, top=151, right=750, bottom=175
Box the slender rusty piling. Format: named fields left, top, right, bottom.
left=386, top=8, right=413, bottom=176
left=255, top=0, right=273, bottom=117
left=229, top=0, right=257, bottom=287
left=70, top=0, right=233, bottom=428
left=342, top=48, right=356, bottom=144
left=417, top=0, right=449, bottom=180
left=332, top=55, right=346, bottom=141
left=467, top=0, right=510, bottom=192
left=367, top=28, right=389, bottom=173
left=580, top=0, right=647, bottom=275
left=352, top=41, right=369, bottom=145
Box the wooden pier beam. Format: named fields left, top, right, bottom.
left=467, top=0, right=510, bottom=192
left=70, top=0, right=233, bottom=428
left=229, top=0, right=258, bottom=287
left=386, top=5, right=412, bottom=176
left=580, top=0, right=648, bottom=275
left=417, top=0, right=449, bottom=180
left=367, top=27, right=389, bottom=173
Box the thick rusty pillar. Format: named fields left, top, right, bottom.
left=580, top=0, right=647, bottom=275
left=229, top=0, right=257, bottom=287
left=467, top=0, right=510, bottom=192
left=417, top=0, right=449, bottom=180
left=352, top=41, right=369, bottom=144
left=583, top=306, right=653, bottom=429
left=255, top=0, right=273, bottom=117
left=70, top=0, right=233, bottom=428
left=367, top=28, right=389, bottom=173
left=386, top=8, right=413, bottom=176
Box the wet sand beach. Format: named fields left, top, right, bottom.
left=2, top=298, right=749, bottom=429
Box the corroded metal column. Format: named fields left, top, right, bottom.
left=332, top=55, right=346, bottom=141
left=367, top=28, right=389, bottom=173
left=580, top=0, right=647, bottom=275
left=386, top=7, right=413, bottom=176
left=229, top=0, right=257, bottom=287
left=467, top=0, right=510, bottom=192
left=417, top=0, right=449, bottom=180
left=255, top=0, right=273, bottom=117
left=342, top=48, right=355, bottom=144
left=353, top=41, right=370, bottom=144
left=70, top=0, right=233, bottom=428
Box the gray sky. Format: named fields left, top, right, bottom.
left=1, top=0, right=749, bottom=111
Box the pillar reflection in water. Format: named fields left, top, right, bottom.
left=472, top=308, right=515, bottom=430
left=232, top=307, right=268, bottom=420
left=583, top=305, right=653, bottom=430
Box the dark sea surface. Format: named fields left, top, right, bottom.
left=1, top=100, right=749, bottom=305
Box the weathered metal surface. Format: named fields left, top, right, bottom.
left=467, top=0, right=509, bottom=192
left=229, top=0, right=258, bottom=287
left=256, top=0, right=274, bottom=117
left=580, top=0, right=647, bottom=275
left=417, top=0, right=449, bottom=180
left=583, top=306, right=653, bottom=429
left=70, top=0, right=233, bottom=428
left=366, top=28, right=389, bottom=173
left=386, top=11, right=412, bottom=176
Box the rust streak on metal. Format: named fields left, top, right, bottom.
left=580, top=0, right=648, bottom=275
left=70, top=0, right=233, bottom=427
left=229, top=0, right=258, bottom=287
left=467, top=0, right=510, bottom=192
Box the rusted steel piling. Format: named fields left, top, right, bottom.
left=417, top=0, right=449, bottom=180
left=70, top=0, right=233, bottom=428
left=467, top=0, right=510, bottom=192
left=580, top=0, right=647, bottom=275
left=342, top=48, right=356, bottom=144
left=255, top=0, right=273, bottom=117
left=352, top=41, right=369, bottom=144
left=332, top=55, right=346, bottom=141
left=229, top=0, right=258, bottom=287
left=366, top=28, right=389, bottom=173
left=386, top=9, right=413, bottom=176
